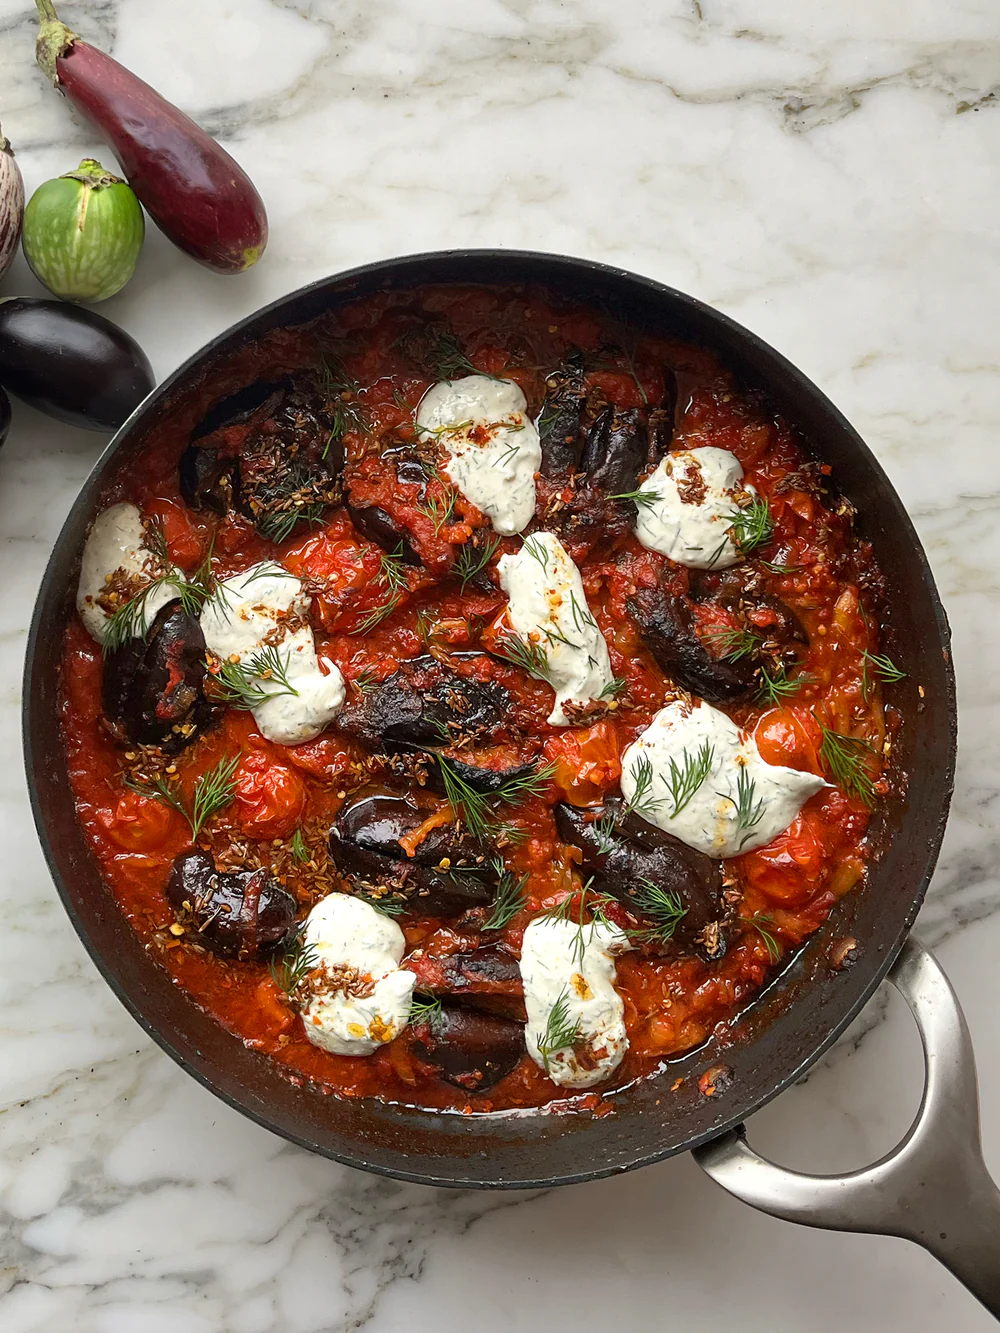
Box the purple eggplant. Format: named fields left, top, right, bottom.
left=0, top=297, right=153, bottom=431
left=0, top=126, right=24, bottom=281
left=165, top=851, right=295, bottom=961
left=408, top=1004, right=525, bottom=1091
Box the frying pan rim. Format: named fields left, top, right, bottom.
left=22, top=248, right=957, bottom=1189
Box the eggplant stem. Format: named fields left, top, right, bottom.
left=34, top=0, right=76, bottom=86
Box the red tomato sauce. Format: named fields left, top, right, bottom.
left=59, top=284, right=895, bottom=1114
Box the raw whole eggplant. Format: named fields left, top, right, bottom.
left=165, top=851, right=296, bottom=960
left=0, top=297, right=154, bottom=431
left=537, top=350, right=586, bottom=474
left=0, top=125, right=24, bottom=281
left=555, top=798, right=734, bottom=960
left=407, top=945, right=525, bottom=1019
left=338, top=654, right=508, bottom=751
left=102, top=599, right=215, bottom=751
left=330, top=794, right=498, bottom=915
left=34, top=1, right=267, bottom=274
left=628, top=583, right=757, bottom=703
left=408, top=1003, right=525, bottom=1091
left=0, top=387, right=10, bottom=449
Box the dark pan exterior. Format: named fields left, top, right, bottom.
left=23, top=251, right=957, bottom=1188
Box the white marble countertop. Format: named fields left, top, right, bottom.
left=1, top=1, right=999, bottom=1328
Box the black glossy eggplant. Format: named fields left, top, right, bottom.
left=555, top=798, right=734, bottom=960
left=538, top=350, right=586, bottom=474
left=408, top=1003, right=525, bottom=1091
left=0, top=386, right=10, bottom=448
left=165, top=851, right=296, bottom=961
left=190, top=379, right=288, bottom=443
left=102, top=599, right=216, bottom=751
left=330, top=794, right=498, bottom=915
left=646, top=374, right=678, bottom=462
left=0, top=297, right=153, bottom=431
left=579, top=404, right=648, bottom=495
left=344, top=498, right=421, bottom=565
left=628, top=583, right=757, bottom=703
left=407, top=945, right=525, bottom=1019
left=338, top=654, right=509, bottom=751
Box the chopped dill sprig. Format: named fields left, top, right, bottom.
left=705, top=626, right=761, bottom=663
left=610, top=487, right=659, bottom=509
left=454, top=535, right=500, bottom=590
left=536, top=988, right=583, bottom=1075
left=408, top=994, right=444, bottom=1031
left=289, top=827, right=310, bottom=864
left=256, top=503, right=327, bottom=545
left=269, top=928, right=320, bottom=998
left=818, top=722, right=878, bottom=807
left=102, top=519, right=210, bottom=654
left=416, top=489, right=458, bottom=535
left=356, top=891, right=407, bottom=918
left=318, top=355, right=369, bottom=451
left=761, top=559, right=805, bottom=575
left=757, top=664, right=814, bottom=707
left=521, top=535, right=551, bottom=573
left=377, top=544, right=411, bottom=594
left=568, top=590, right=598, bottom=635
left=663, top=742, right=714, bottom=818
left=353, top=595, right=403, bottom=635
left=493, top=629, right=549, bottom=678
left=212, top=645, right=299, bottom=710
left=623, top=752, right=663, bottom=821
left=539, top=882, right=616, bottom=966
left=598, top=675, right=627, bottom=701
left=437, top=756, right=555, bottom=841
left=861, top=650, right=907, bottom=701
left=745, top=912, right=782, bottom=961
left=728, top=496, right=774, bottom=555
left=350, top=666, right=378, bottom=695
left=126, top=752, right=241, bottom=840
left=482, top=862, right=529, bottom=931
left=425, top=330, right=502, bottom=382
left=593, top=807, right=619, bottom=855
left=718, top=764, right=767, bottom=849
left=627, top=879, right=688, bottom=945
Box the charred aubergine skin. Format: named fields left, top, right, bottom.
left=628, top=582, right=758, bottom=703
left=35, top=1, right=268, bottom=273
left=555, top=798, right=734, bottom=960
left=329, top=794, right=498, bottom=915
left=165, top=851, right=296, bottom=961
left=408, top=1004, right=525, bottom=1092
left=0, top=297, right=153, bottom=431
left=102, top=600, right=215, bottom=752
left=406, top=945, right=525, bottom=1020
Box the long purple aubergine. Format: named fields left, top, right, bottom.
left=0, top=125, right=24, bottom=281
left=34, top=0, right=267, bottom=275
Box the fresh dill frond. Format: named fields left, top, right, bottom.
left=212, top=645, right=300, bottom=709
left=493, top=630, right=549, bottom=678
left=728, top=496, right=774, bottom=555
left=417, top=417, right=474, bottom=441
left=623, top=752, right=663, bottom=821
left=610, top=487, right=659, bottom=509
left=416, top=489, right=458, bottom=535
left=521, top=535, right=551, bottom=573
left=318, top=355, right=369, bottom=450
left=269, top=928, right=320, bottom=998
left=425, top=330, right=502, bottom=382
left=437, top=757, right=555, bottom=841
left=352, top=595, right=403, bottom=635
left=350, top=666, right=378, bottom=694
left=745, top=912, right=782, bottom=961
left=861, top=650, right=907, bottom=701
left=377, top=544, right=411, bottom=594
left=536, top=988, right=583, bottom=1074
left=664, top=742, right=714, bottom=818
left=593, top=807, right=619, bottom=855
left=705, top=626, right=761, bottom=663
left=356, top=891, right=407, bottom=918
left=102, top=525, right=210, bottom=654
left=482, top=862, right=529, bottom=931
left=757, top=664, right=814, bottom=707
left=719, top=764, right=767, bottom=848
left=454, top=534, right=500, bottom=590
left=761, top=559, right=804, bottom=575
left=818, top=723, right=878, bottom=807
left=598, top=675, right=627, bottom=702
left=408, top=994, right=444, bottom=1031
left=568, top=591, right=598, bottom=635
left=127, top=752, right=241, bottom=840
left=289, top=827, right=310, bottom=863
left=256, top=503, right=327, bottom=545
left=627, top=879, right=688, bottom=945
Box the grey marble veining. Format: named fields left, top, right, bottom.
left=1, top=0, right=998, bottom=1328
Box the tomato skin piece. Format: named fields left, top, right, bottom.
left=739, top=812, right=827, bottom=906
left=233, top=750, right=307, bottom=840
left=97, top=789, right=180, bottom=851
left=544, top=722, right=622, bottom=807
left=144, top=497, right=207, bottom=569
left=754, top=705, right=824, bottom=774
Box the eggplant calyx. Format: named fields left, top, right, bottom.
left=35, top=2, right=77, bottom=86
left=63, top=158, right=124, bottom=189
left=0, top=125, right=12, bottom=156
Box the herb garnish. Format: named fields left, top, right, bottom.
left=610, top=487, right=659, bottom=509
left=454, top=535, right=500, bottom=590
left=318, top=355, right=368, bottom=450
left=536, top=988, right=583, bottom=1075
left=102, top=519, right=211, bottom=654
left=482, top=862, right=529, bottom=931
left=408, top=994, right=444, bottom=1031
left=706, top=626, right=761, bottom=662
left=493, top=629, right=549, bottom=678
left=728, top=496, right=774, bottom=554
left=717, top=764, right=767, bottom=849
left=756, top=664, right=814, bottom=707
left=861, top=650, right=906, bottom=701
left=622, top=752, right=663, bottom=821
left=817, top=722, right=878, bottom=807
left=126, top=752, right=241, bottom=840
left=425, top=331, right=502, bottom=383
left=663, top=742, right=715, bottom=818
left=745, top=912, right=781, bottom=961
left=212, top=645, right=299, bottom=709
left=289, top=827, right=310, bottom=864
left=436, top=756, right=555, bottom=841
left=269, top=928, right=320, bottom=997
left=627, top=879, right=688, bottom=945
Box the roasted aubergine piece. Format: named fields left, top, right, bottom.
left=407, top=1003, right=525, bottom=1091
left=406, top=945, right=525, bottom=1020
left=165, top=850, right=296, bottom=961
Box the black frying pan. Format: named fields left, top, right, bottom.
left=24, top=252, right=997, bottom=1312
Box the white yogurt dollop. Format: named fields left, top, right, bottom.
left=300, top=894, right=416, bottom=1056
left=634, top=447, right=752, bottom=570
left=520, top=915, right=631, bottom=1089
left=620, top=699, right=826, bottom=858
left=76, top=502, right=181, bottom=644
left=497, top=531, right=614, bottom=726
left=416, top=374, right=541, bottom=535
left=200, top=562, right=345, bottom=745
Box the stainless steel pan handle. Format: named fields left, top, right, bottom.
left=694, top=936, right=1000, bottom=1319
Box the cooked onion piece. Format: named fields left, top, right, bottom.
left=620, top=699, right=826, bottom=858
left=415, top=374, right=541, bottom=535
left=497, top=531, right=614, bottom=726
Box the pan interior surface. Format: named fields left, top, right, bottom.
left=23, top=251, right=956, bottom=1188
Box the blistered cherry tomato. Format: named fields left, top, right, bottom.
left=145, top=498, right=207, bottom=570
left=739, top=812, right=826, bottom=905
left=544, top=721, right=621, bottom=806
left=233, top=750, right=306, bottom=839
left=754, top=706, right=823, bottom=774
left=97, top=789, right=179, bottom=851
